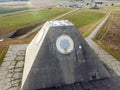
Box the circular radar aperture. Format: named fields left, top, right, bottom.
left=56, top=35, right=74, bottom=54
left=60, top=39, right=70, bottom=49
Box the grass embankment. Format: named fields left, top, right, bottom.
left=0, top=7, right=29, bottom=14
left=0, top=31, right=37, bottom=65
left=0, top=8, right=107, bottom=64
left=0, top=7, right=73, bottom=37
left=60, top=9, right=105, bottom=37
left=94, top=10, right=120, bottom=61
left=0, top=7, right=73, bottom=64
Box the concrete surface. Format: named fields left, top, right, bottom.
left=21, top=20, right=110, bottom=90
left=0, top=44, right=27, bottom=90
left=0, top=12, right=120, bottom=90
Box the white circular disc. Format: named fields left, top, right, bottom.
left=56, top=35, right=74, bottom=54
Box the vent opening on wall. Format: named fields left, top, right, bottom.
left=91, top=75, right=97, bottom=80
left=89, top=72, right=99, bottom=81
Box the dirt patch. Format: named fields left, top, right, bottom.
left=0, top=23, right=40, bottom=39
left=100, top=14, right=120, bottom=57
left=10, top=23, right=40, bottom=38
left=79, top=23, right=93, bottom=33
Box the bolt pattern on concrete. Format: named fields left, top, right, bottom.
left=0, top=44, right=27, bottom=90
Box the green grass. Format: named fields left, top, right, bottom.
left=0, top=7, right=29, bottom=14
left=0, top=7, right=73, bottom=36
left=60, top=9, right=105, bottom=28
left=82, top=17, right=104, bottom=37
left=60, top=9, right=105, bottom=37
left=0, top=46, right=9, bottom=65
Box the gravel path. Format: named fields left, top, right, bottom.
left=85, top=12, right=120, bottom=77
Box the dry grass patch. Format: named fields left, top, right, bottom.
left=94, top=13, right=120, bottom=61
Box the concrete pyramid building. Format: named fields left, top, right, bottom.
left=21, top=20, right=110, bottom=90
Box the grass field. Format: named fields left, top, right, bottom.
left=0, top=7, right=74, bottom=64
left=0, top=7, right=73, bottom=37
left=61, top=9, right=105, bottom=27
left=0, top=7, right=29, bottom=14
left=0, top=8, right=111, bottom=65
left=0, top=8, right=73, bottom=64
left=60, top=9, right=105, bottom=37
left=94, top=8, right=120, bottom=61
